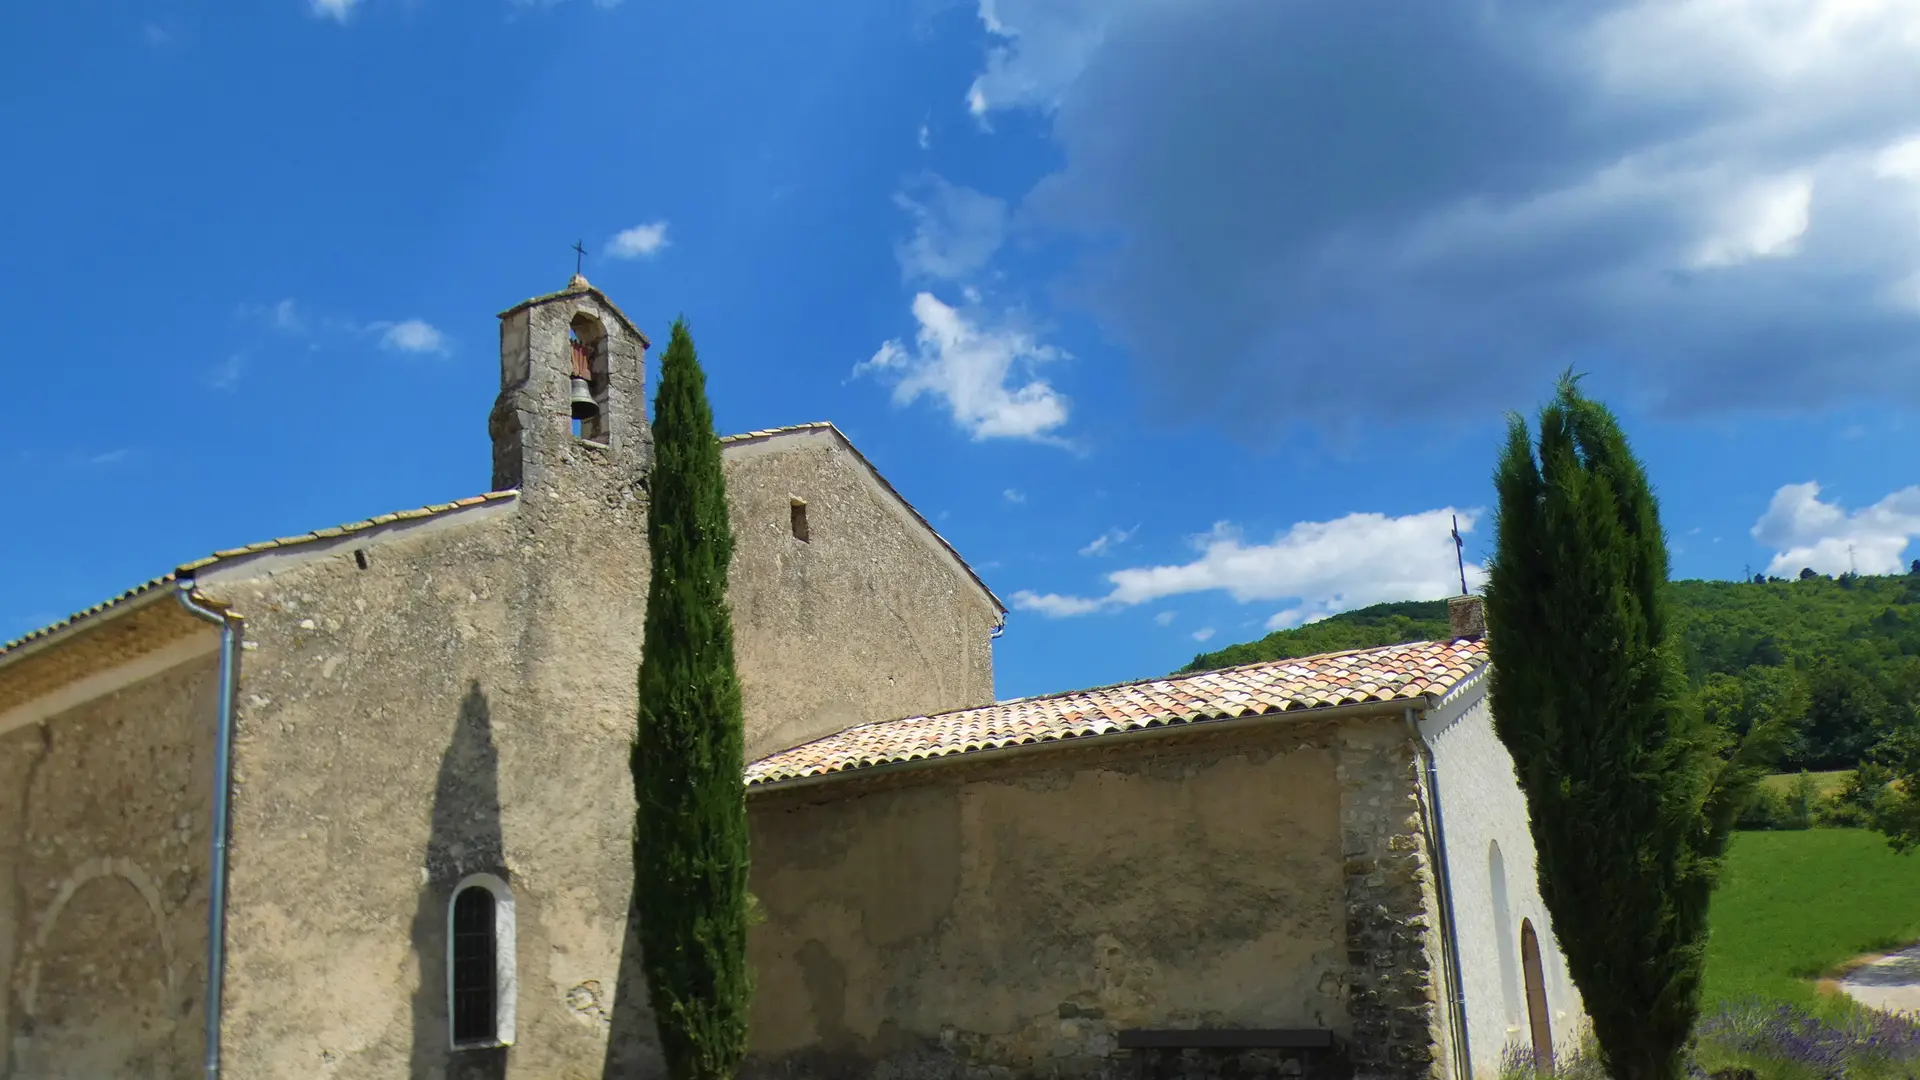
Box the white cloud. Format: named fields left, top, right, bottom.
left=239, top=298, right=304, bottom=333
left=378, top=319, right=449, bottom=355
left=607, top=222, right=670, bottom=260
left=1014, top=507, right=1486, bottom=627
left=1690, top=173, right=1814, bottom=268
left=311, top=0, right=359, bottom=21
left=1004, top=488, right=1027, bottom=503
left=857, top=292, right=1070, bottom=442
left=1153, top=610, right=1176, bottom=625
left=1009, top=590, right=1107, bottom=617
left=967, top=0, right=1113, bottom=117
left=1079, top=525, right=1136, bottom=556
left=959, top=0, right=1920, bottom=425
left=206, top=354, right=245, bottom=391
left=894, top=176, right=1008, bottom=281
left=1752, top=481, right=1920, bottom=576
left=1191, top=627, right=1215, bottom=642
left=918, top=122, right=932, bottom=150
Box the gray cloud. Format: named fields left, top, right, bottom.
left=972, top=0, right=1920, bottom=428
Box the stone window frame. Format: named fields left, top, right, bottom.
left=447, top=872, right=517, bottom=1051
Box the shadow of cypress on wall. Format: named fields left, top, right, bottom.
left=410, top=681, right=507, bottom=1080
left=599, top=877, right=662, bottom=1079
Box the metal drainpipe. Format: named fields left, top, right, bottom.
left=177, top=586, right=238, bottom=1080
left=1407, top=705, right=1473, bottom=1080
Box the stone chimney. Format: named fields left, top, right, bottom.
left=1448, top=595, right=1486, bottom=641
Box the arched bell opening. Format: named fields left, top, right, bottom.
left=568, top=312, right=610, bottom=443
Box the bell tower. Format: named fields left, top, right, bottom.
left=489, top=274, right=653, bottom=495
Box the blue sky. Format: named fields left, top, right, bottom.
left=5, top=0, right=1920, bottom=702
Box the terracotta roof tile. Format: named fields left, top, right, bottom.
left=745, top=638, right=1488, bottom=787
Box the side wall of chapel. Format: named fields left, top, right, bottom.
left=1423, top=690, right=1590, bottom=1078
left=743, top=718, right=1358, bottom=1080
left=0, top=647, right=220, bottom=1080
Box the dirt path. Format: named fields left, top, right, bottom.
left=1836, top=944, right=1920, bottom=1015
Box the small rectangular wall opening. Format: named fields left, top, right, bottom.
left=789, top=497, right=810, bottom=542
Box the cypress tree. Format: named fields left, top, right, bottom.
left=1484, top=373, right=1782, bottom=1080
left=632, top=318, right=753, bottom=1080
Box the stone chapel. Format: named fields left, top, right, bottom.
left=0, top=276, right=1588, bottom=1080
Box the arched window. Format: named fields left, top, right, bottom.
left=1489, top=841, right=1522, bottom=1027
left=447, top=874, right=516, bottom=1049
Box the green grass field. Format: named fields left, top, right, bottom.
left=1706, top=828, right=1920, bottom=1011
left=1756, top=770, right=1855, bottom=799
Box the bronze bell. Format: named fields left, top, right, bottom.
left=570, top=377, right=599, bottom=420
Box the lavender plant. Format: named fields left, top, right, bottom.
left=1695, top=1000, right=1920, bottom=1080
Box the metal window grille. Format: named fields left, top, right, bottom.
left=451, top=886, right=498, bottom=1045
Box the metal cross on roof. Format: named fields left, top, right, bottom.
left=572, top=239, right=587, bottom=275
left=1451, top=514, right=1468, bottom=596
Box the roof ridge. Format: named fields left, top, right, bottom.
left=0, top=489, right=521, bottom=659
left=715, top=422, right=1004, bottom=615
left=718, top=421, right=836, bottom=443
left=992, top=637, right=1456, bottom=708
left=178, top=490, right=518, bottom=572
left=3, top=418, right=998, bottom=659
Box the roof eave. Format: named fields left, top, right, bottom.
left=0, top=577, right=182, bottom=671
left=745, top=692, right=1432, bottom=798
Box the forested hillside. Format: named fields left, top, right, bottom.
left=1181, top=568, right=1920, bottom=771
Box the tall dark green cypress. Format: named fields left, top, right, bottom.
left=1485, top=374, right=1781, bottom=1080
left=633, top=318, right=752, bottom=1080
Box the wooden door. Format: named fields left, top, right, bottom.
left=1520, top=919, right=1553, bottom=1072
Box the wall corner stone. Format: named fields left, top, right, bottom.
left=1338, top=721, right=1448, bottom=1080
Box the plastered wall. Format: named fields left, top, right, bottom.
left=743, top=723, right=1350, bottom=1079
left=1421, top=689, right=1589, bottom=1078
left=724, top=428, right=999, bottom=761
left=0, top=649, right=220, bottom=1079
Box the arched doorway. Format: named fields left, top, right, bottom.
left=1519, top=919, right=1553, bottom=1071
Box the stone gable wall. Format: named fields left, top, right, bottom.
left=187, top=430, right=995, bottom=1077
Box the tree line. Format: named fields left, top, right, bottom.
left=1185, top=567, right=1920, bottom=775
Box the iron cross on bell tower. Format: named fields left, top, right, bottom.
left=1451, top=514, right=1468, bottom=596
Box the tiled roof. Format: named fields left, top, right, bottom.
left=175, top=491, right=516, bottom=573
left=0, top=491, right=518, bottom=660
left=745, top=639, right=1489, bottom=787
left=0, top=573, right=182, bottom=660
left=719, top=422, right=1005, bottom=616
left=497, top=274, right=649, bottom=346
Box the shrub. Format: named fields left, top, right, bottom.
left=1737, top=785, right=1816, bottom=831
